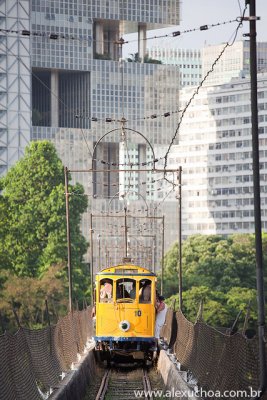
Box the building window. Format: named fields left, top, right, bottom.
left=32, top=70, right=51, bottom=126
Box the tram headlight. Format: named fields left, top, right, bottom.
left=119, top=320, right=130, bottom=332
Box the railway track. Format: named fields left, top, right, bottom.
left=95, top=368, right=155, bottom=399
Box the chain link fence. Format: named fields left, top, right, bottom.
left=0, top=307, right=93, bottom=400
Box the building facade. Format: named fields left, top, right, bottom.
left=172, top=73, right=267, bottom=237
left=202, top=40, right=267, bottom=86
left=0, top=0, right=31, bottom=175
left=147, top=46, right=202, bottom=87
left=2, top=0, right=181, bottom=267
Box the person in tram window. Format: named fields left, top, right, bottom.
left=100, top=279, right=113, bottom=302
left=139, top=280, right=151, bottom=303
left=116, top=282, right=130, bottom=299
left=129, top=281, right=136, bottom=299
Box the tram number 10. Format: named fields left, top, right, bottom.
left=135, top=310, right=142, bottom=317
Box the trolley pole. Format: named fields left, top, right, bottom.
left=247, top=0, right=266, bottom=393
left=64, top=166, right=72, bottom=313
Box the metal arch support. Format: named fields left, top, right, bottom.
left=107, top=189, right=149, bottom=215
left=91, top=127, right=156, bottom=169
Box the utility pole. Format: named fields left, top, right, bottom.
left=90, top=213, right=94, bottom=306
left=152, top=235, right=156, bottom=273
left=97, top=234, right=101, bottom=267
left=177, top=166, right=182, bottom=310
left=246, top=0, right=266, bottom=393
left=64, top=166, right=72, bottom=313
left=161, top=215, right=165, bottom=295
left=124, top=205, right=128, bottom=258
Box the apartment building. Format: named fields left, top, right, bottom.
left=172, top=73, right=267, bottom=236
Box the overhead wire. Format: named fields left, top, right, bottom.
left=1, top=15, right=245, bottom=140
left=152, top=187, right=176, bottom=213
left=121, top=18, right=241, bottom=45
left=0, top=16, right=240, bottom=47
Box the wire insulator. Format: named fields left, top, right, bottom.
left=50, top=33, right=58, bottom=39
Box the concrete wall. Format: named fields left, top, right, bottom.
left=157, top=349, right=199, bottom=400
left=49, top=346, right=97, bottom=400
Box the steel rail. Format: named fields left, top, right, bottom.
left=95, top=369, right=111, bottom=400
left=143, top=369, right=153, bottom=400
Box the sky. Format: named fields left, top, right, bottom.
left=122, top=0, right=267, bottom=58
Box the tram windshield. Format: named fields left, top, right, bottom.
left=116, top=278, right=136, bottom=302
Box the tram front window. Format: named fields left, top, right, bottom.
left=116, top=279, right=136, bottom=302
left=139, top=279, right=152, bottom=303
left=99, top=278, right=113, bottom=303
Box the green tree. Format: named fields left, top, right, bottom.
left=226, top=287, right=257, bottom=326
left=160, top=242, right=179, bottom=298
left=126, top=52, right=162, bottom=64
left=161, top=234, right=259, bottom=328
left=0, top=141, right=89, bottom=312
left=166, top=286, right=230, bottom=327
left=182, top=234, right=253, bottom=292
left=0, top=264, right=68, bottom=332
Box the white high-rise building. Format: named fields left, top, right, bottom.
left=202, top=40, right=267, bottom=86
left=172, top=73, right=267, bottom=237
left=147, top=47, right=202, bottom=87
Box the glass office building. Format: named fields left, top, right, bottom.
left=2, top=0, right=181, bottom=266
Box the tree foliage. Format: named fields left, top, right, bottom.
left=0, top=141, right=89, bottom=331
left=0, top=265, right=67, bottom=332
left=126, top=52, right=162, bottom=64
left=162, top=234, right=260, bottom=328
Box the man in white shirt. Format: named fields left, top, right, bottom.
left=155, top=295, right=168, bottom=339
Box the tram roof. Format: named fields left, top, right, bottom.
left=96, top=264, right=156, bottom=277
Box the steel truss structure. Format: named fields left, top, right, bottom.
left=0, top=0, right=31, bottom=175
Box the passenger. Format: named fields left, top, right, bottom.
left=155, top=295, right=168, bottom=339
left=91, top=306, right=96, bottom=318
left=139, top=281, right=151, bottom=303
left=129, top=285, right=136, bottom=299
left=117, top=283, right=130, bottom=299
left=100, top=280, right=113, bottom=301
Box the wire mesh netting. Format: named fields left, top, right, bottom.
left=160, top=307, right=177, bottom=348
left=170, top=309, right=260, bottom=399
left=1, top=304, right=263, bottom=400
left=0, top=307, right=93, bottom=400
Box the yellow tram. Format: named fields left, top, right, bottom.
left=93, top=263, right=157, bottom=362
